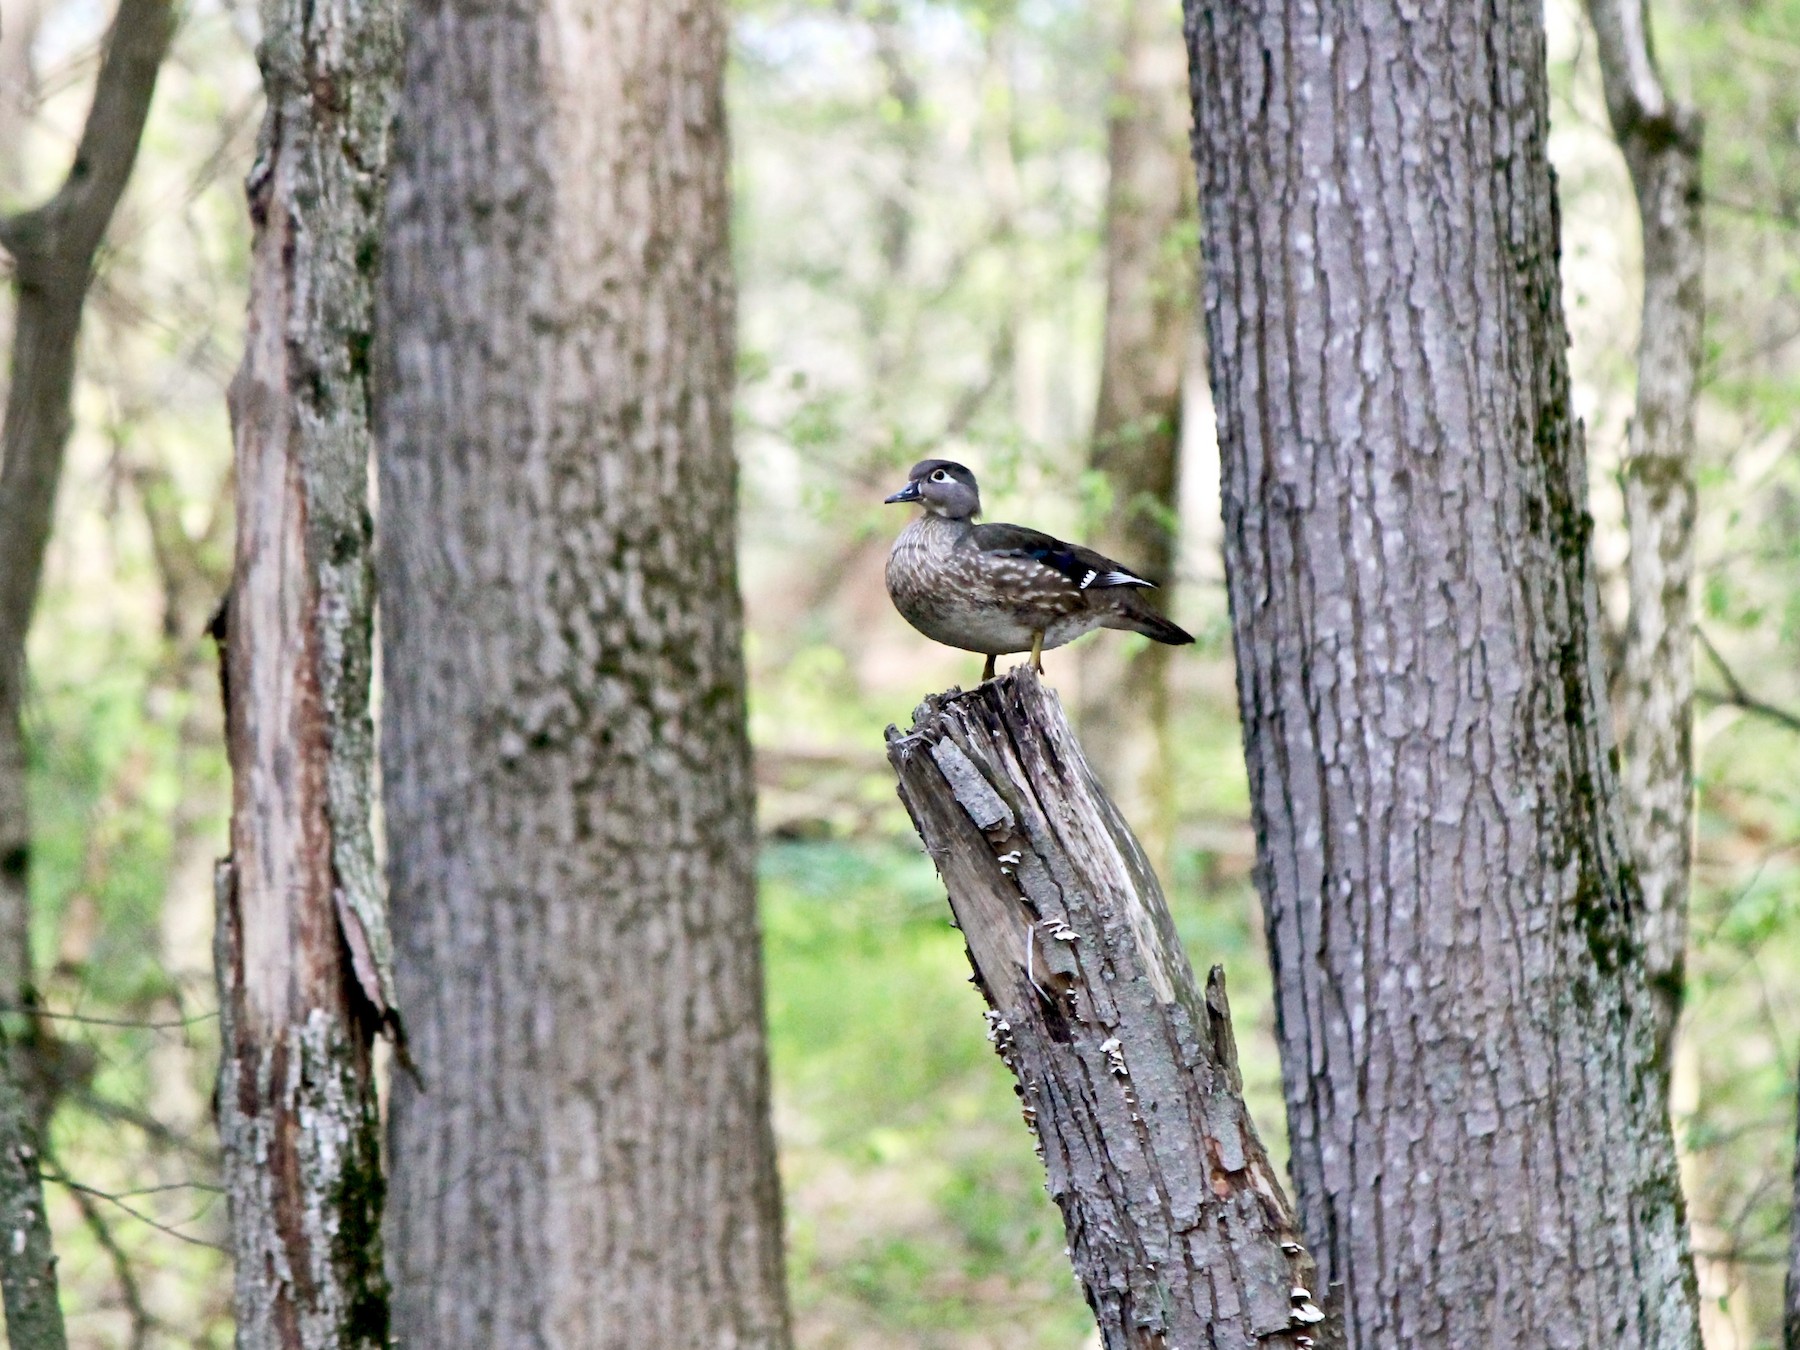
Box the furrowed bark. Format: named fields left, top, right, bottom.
left=1585, top=0, right=1704, bottom=1072
left=377, top=0, right=793, bottom=1342
left=1182, top=2, right=1702, bottom=1346
left=887, top=670, right=1329, bottom=1350
left=214, top=0, right=400, bottom=1337
left=1077, top=0, right=1194, bottom=867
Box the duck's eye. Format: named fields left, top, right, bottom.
left=930, top=469, right=950, bottom=483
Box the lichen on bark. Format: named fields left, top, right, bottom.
left=1181, top=1, right=1703, bottom=1344
left=215, top=0, right=401, bottom=1337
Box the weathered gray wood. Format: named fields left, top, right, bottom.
left=1586, top=0, right=1704, bottom=1071
left=214, top=0, right=400, bottom=1336
left=888, top=669, right=1328, bottom=1350
left=1183, top=2, right=1702, bottom=1346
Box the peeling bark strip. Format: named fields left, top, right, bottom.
left=216, top=0, right=400, bottom=1336
left=887, top=670, right=1328, bottom=1350
left=1586, top=0, right=1704, bottom=1069
left=376, top=0, right=793, bottom=1343
left=1182, top=3, right=1702, bottom=1347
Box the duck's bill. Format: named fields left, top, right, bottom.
left=883, top=481, right=923, bottom=504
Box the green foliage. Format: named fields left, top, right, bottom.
left=763, top=840, right=1092, bottom=1346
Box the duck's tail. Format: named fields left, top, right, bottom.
left=1109, top=596, right=1194, bottom=646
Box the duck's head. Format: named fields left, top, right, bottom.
left=883, top=459, right=981, bottom=521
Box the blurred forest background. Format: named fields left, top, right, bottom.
left=5, top=0, right=1799, bottom=1344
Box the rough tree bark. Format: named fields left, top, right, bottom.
left=889, top=670, right=1329, bottom=1350
left=0, top=4, right=171, bottom=1343
left=1585, top=0, right=1704, bottom=1073
left=212, top=0, right=400, bottom=1337
left=0, top=1027, right=63, bottom=1350
left=375, top=0, right=793, bottom=1344
left=1077, top=0, right=1194, bottom=864
left=1183, top=4, right=1703, bottom=1347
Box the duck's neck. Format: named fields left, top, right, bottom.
left=901, top=511, right=975, bottom=551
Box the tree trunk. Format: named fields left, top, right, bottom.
left=1182, top=4, right=1703, bottom=1347
left=213, top=0, right=400, bottom=1337
left=1585, top=0, right=1703, bottom=1075
left=0, top=0, right=172, bottom=1045
left=0, top=1026, right=63, bottom=1350
left=375, top=0, right=793, bottom=1344
left=1077, top=0, right=1194, bottom=867
left=889, top=670, right=1329, bottom=1349
left=0, top=4, right=171, bottom=1342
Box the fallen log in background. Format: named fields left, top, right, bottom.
left=886, top=669, right=1330, bottom=1350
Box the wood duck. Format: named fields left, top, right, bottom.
left=884, top=458, right=1194, bottom=681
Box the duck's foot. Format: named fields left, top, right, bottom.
left=981, top=654, right=996, bottom=682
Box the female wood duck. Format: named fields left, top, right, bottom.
left=884, top=459, right=1194, bottom=681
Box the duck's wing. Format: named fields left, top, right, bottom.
left=969, top=522, right=1157, bottom=592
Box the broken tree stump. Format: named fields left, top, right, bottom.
left=886, top=668, right=1329, bottom=1350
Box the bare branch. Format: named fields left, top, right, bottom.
left=1698, top=629, right=1800, bottom=736
left=0, top=1005, right=218, bottom=1032
left=44, top=1142, right=152, bottom=1350
left=40, top=1169, right=225, bottom=1252
left=0, top=0, right=175, bottom=278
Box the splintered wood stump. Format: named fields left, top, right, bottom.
left=887, top=669, right=1329, bottom=1350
